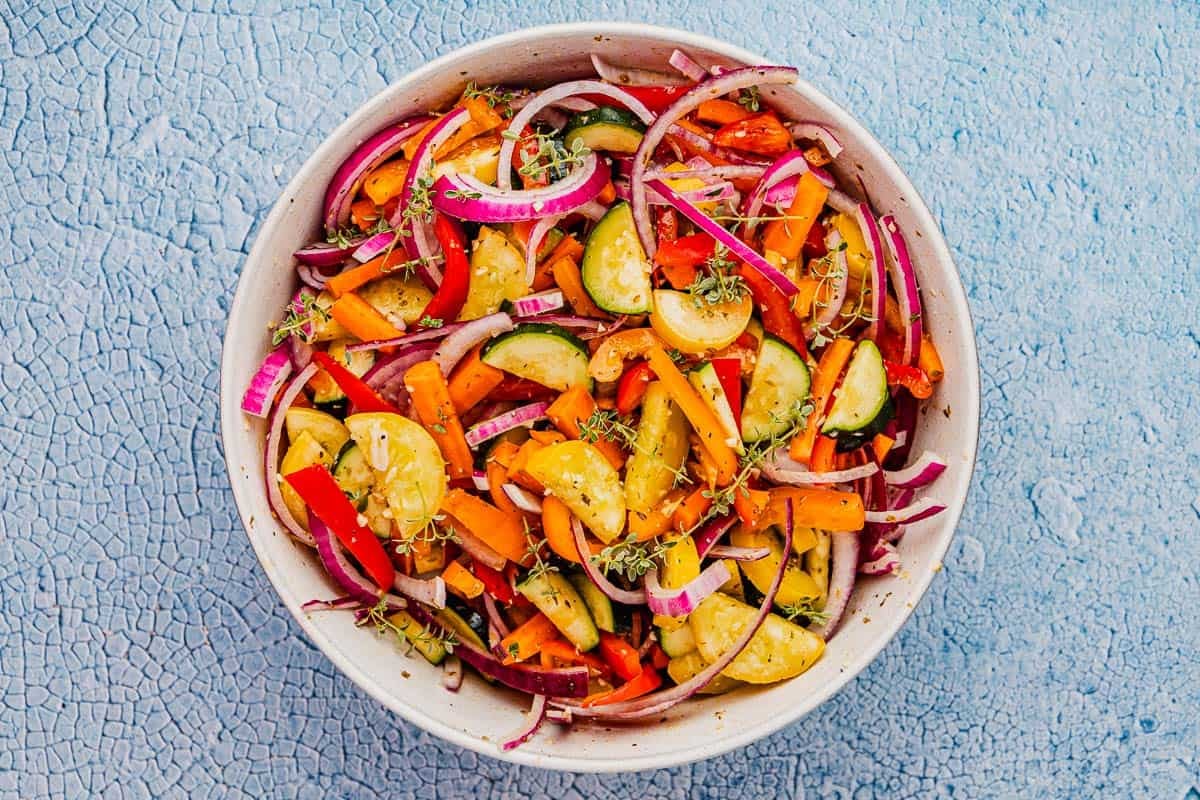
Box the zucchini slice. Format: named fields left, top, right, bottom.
left=562, top=106, right=646, bottom=154
left=821, top=339, right=892, bottom=441
left=518, top=571, right=600, bottom=651
left=568, top=572, right=616, bottom=633
left=481, top=323, right=592, bottom=391
left=739, top=335, right=812, bottom=442
left=581, top=202, right=654, bottom=314
left=285, top=407, right=350, bottom=455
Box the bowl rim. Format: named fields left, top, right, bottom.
left=220, top=21, right=980, bottom=773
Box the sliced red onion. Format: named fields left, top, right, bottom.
left=347, top=320, right=468, bottom=353
left=407, top=605, right=589, bottom=698
left=264, top=363, right=319, bottom=546
left=854, top=204, right=888, bottom=341
left=740, top=150, right=833, bottom=238
left=501, top=693, right=548, bottom=751
left=483, top=592, right=511, bottom=639
left=390, top=109, right=473, bottom=284
left=668, top=49, right=709, bottom=82
left=532, top=106, right=570, bottom=130
left=810, top=229, right=850, bottom=334
left=637, top=630, right=658, bottom=658
left=761, top=449, right=879, bottom=485
left=442, top=655, right=464, bottom=691
left=431, top=152, right=609, bottom=223
left=296, top=262, right=330, bottom=290
left=323, top=115, right=430, bottom=232
left=629, top=66, right=800, bottom=256
left=360, top=343, right=437, bottom=408
left=788, top=121, right=843, bottom=159
left=433, top=312, right=513, bottom=375
left=502, top=483, right=543, bottom=513
left=294, top=239, right=361, bottom=267
left=455, top=526, right=508, bottom=572
left=549, top=96, right=597, bottom=113
left=309, top=513, right=407, bottom=608
left=827, top=188, right=858, bottom=215
left=884, top=391, right=918, bottom=470
left=352, top=230, right=401, bottom=263
left=813, top=531, right=858, bottom=640
left=558, top=498, right=796, bottom=720
left=241, top=346, right=293, bottom=418
left=523, top=214, right=564, bottom=285
left=512, top=290, right=565, bottom=317
left=647, top=179, right=737, bottom=206
left=884, top=450, right=947, bottom=489
left=300, top=595, right=362, bottom=613
left=545, top=707, right=573, bottom=724
left=465, top=401, right=551, bottom=448
left=644, top=164, right=766, bottom=183
left=646, top=177, right=799, bottom=297
left=693, top=514, right=739, bottom=559
left=576, top=199, right=609, bottom=221
left=471, top=469, right=490, bottom=491
left=392, top=572, right=446, bottom=608
left=865, top=496, right=946, bottom=525
left=705, top=545, right=769, bottom=562
left=590, top=53, right=690, bottom=87
left=878, top=488, right=915, bottom=544
left=613, top=180, right=632, bottom=202
left=879, top=215, right=923, bottom=365
left=644, top=561, right=730, bottom=617
left=665, top=124, right=772, bottom=167
left=527, top=314, right=607, bottom=331
left=572, top=519, right=646, bottom=605
left=497, top=80, right=654, bottom=192
left=893, top=430, right=908, bottom=449
left=859, top=541, right=900, bottom=576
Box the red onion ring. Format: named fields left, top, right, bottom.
left=572, top=519, right=647, bottom=605
left=501, top=694, right=548, bottom=751
left=809, top=229, right=850, bottom=334
left=322, top=115, right=429, bottom=233
left=813, top=531, right=858, bottom=640
left=693, top=514, right=739, bottom=559
left=854, top=204, right=888, bottom=341
left=264, top=363, right=318, bottom=546
left=431, top=153, right=609, bottom=223
left=668, top=49, right=709, bottom=82
left=433, top=312, right=513, bottom=375
left=643, top=561, right=730, bottom=617
left=590, top=53, right=690, bottom=87
left=705, top=545, right=769, bottom=562
left=883, top=450, right=947, bottom=489
left=788, top=121, right=843, bottom=160
left=309, top=513, right=407, bottom=609
left=879, top=214, right=923, bottom=365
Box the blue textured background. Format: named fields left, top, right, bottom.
left=1, top=1, right=1197, bottom=797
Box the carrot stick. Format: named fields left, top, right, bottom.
left=539, top=638, right=609, bottom=674
left=442, top=560, right=485, bottom=600
left=919, top=334, right=945, bottom=382
left=790, top=337, right=856, bottom=464
left=762, top=171, right=828, bottom=261
left=447, top=344, right=504, bottom=414
left=499, top=613, right=560, bottom=664
left=545, top=232, right=584, bottom=265
left=546, top=386, right=626, bottom=469
left=327, top=249, right=411, bottom=297
left=646, top=346, right=738, bottom=485
left=732, top=486, right=770, bottom=528
left=770, top=486, right=865, bottom=531
left=403, top=360, right=474, bottom=479
left=809, top=435, right=838, bottom=474
left=441, top=489, right=529, bottom=563
left=542, top=496, right=586, bottom=563
left=506, top=439, right=546, bottom=493
left=529, top=429, right=566, bottom=446
left=672, top=487, right=713, bottom=533
left=551, top=256, right=609, bottom=318
left=329, top=293, right=405, bottom=342
left=696, top=99, right=753, bottom=126
left=872, top=433, right=895, bottom=463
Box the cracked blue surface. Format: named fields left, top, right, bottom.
left=1, top=1, right=1197, bottom=797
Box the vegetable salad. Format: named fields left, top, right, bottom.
left=242, top=49, right=949, bottom=749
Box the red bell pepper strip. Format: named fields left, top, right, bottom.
left=654, top=206, right=679, bottom=245
left=539, top=639, right=612, bottom=677
left=615, top=361, right=655, bottom=415
left=737, top=265, right=809, bottom=359
left=581, top=85, right=693, bottom=114
left=885, top=360, right=934, bottom=399
left=486, top=377, right=557, bottom=402
left=417, top=212, right=471, bottom=327
left=645, top=642, right=670, bottom=670
left=471, top=561, right=514, bottom=603
left=597, top=632, right=642, bottom=681
left=802, top=218, right=828, bottom=261
left=515, top=125, right=549, bottom=189
left=711, top=357, right=743, bottom=421
left=582, top=664, right=663, bottom=707
left=284, top=464, right=395, bottom=591
left=311, top=351, right=400, bottom=414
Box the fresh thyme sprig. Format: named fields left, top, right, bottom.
left=325, top=224, right=362, bottom=249
left=591, top=534, right=676, bottom=583
left=359, top=598, right=459, bottom=654
left=272, top=293, right=329, bottom=345
left=509, top=131, right=591, bottom=182
left=779, top=599, right=832, bottom=626
left=578, top=408, right=639, bottom=449
left=686, top=246, right=748, bottom=308
left=520, top=522, right=559, bottom=585
left=463, top=82, right=518, bottom=116
left=738, top=85, right=762, bottom=112
left=391, top=515, right=460, bottom=556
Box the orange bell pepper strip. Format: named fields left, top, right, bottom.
left=809, top=435, right=838, bottom=474
left=499, top=613, right=560, bottom=664
left=441, top=489, right=529, bottom=563
left=329, top=292, right=405, bottom=343
left=546, top=386, right=626, bottom=469
left=447, top=344, right=504, bottom=414
left=790, top=337, right=856, bottom=463
left=350, top=197, right=379, bottom=232
left=628, top=507, right=674, bottom=541
left=770, top=486, right=865, bottom=531
left=442, top=560, right=485, bottom=600
left=362, top=159, right=410, bottom=206
left=532, top=233, right=583, bottom=291
left=732, top=486, right=770, bottom=528
left=541, top=496, right=605, bottom=563
left=582, top=664, right=662, bottom=707
left=326, top=248, right=411, bottom=297
left=695, top=98, right=753, bottom=126
left=872, top=433, right=895, bottom=464
left=919, top=334, right=945, bottom=382
left=762, top=171, right=829, bottom=261
left=486, top=440, right=521, bottom=514
left=646, top=346, right=738, bottom=485
left=403, top=360, right=473, bottom=480
left=551, top=256, right=609, bottom=318
left=505, top=439, right=546, bottom=493
left=539, top=639, right=611, bottom=676
left=673, top=487, right=713, bottom=533
left=597, top=632, right=642, bottom=680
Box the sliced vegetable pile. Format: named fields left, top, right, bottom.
left=243, top=50, right=950, bottom=750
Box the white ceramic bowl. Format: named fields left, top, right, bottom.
left=220, top=22, right=980, bottom=772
